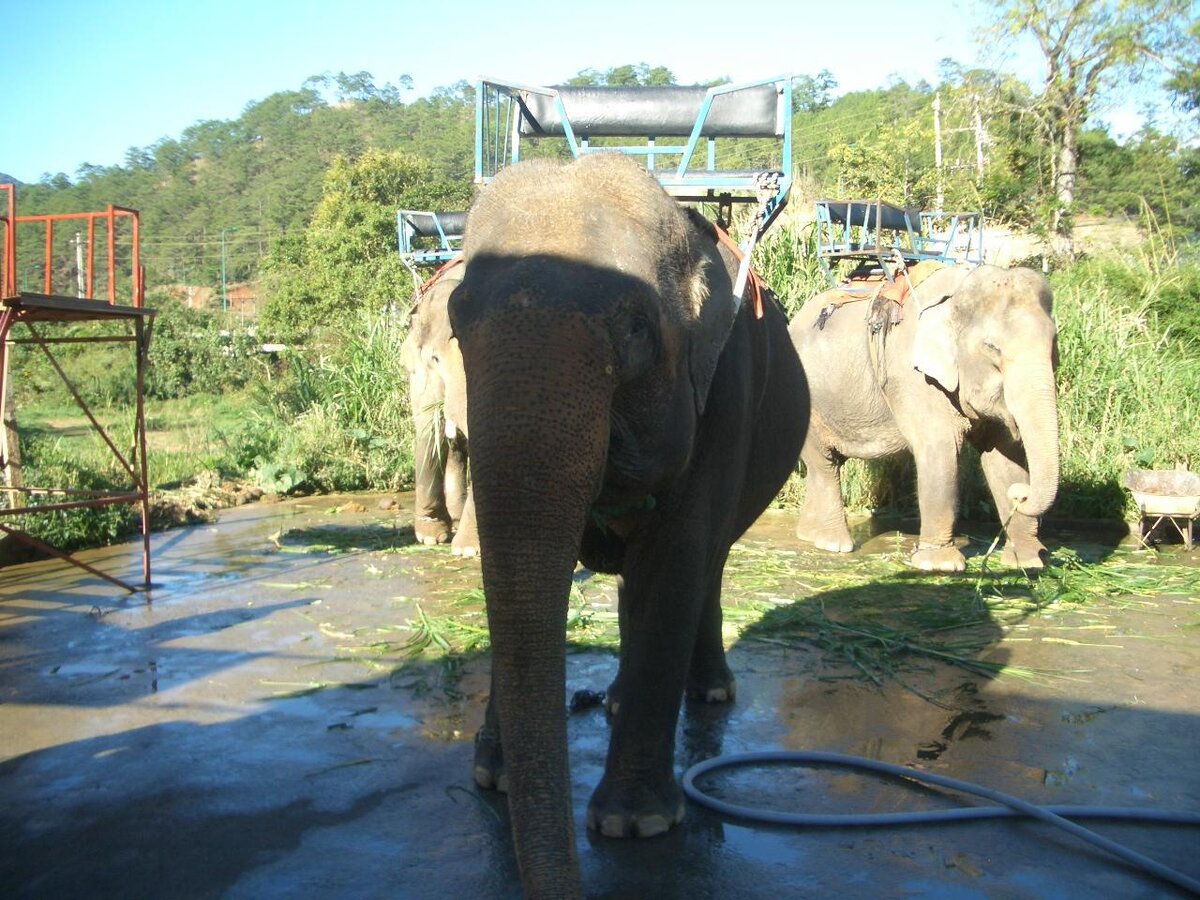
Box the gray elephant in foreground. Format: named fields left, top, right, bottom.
left=790, top=263, right=1059, bottom=571
left=399, top=261, right=478, bottom=555
left=447, top=154, right=807, bottom=897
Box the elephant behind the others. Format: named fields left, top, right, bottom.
left=399, top=261, right=477, bottom=555
left=790, top=263, right=1060, bottom=572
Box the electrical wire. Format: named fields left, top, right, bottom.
left=683, top=750, right=1200, bottom=895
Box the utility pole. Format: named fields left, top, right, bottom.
left=73, top=232, right=85, bottom=298
left=933, top=93, right=944, bottom=211
left=973, top=94, right=986, bottom=178
left=221, top=226, right=238, bottom=313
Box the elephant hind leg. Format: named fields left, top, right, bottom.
left=796, top=443, right=854, bottom=553
left=686, top=549, right=735, bottom=704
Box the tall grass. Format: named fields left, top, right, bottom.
left=1050, top=246, right=1200, bottom=517
left=264, top=308, right=415, bottom=492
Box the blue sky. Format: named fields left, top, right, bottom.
left=0, top=0, right=1171, bottom=184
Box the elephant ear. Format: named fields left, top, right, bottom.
left=911, top=267, right=967, bottom=393
left=681, top=212, right=738, bottom=417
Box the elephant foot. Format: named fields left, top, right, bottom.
left=604, top=679, right=624, bottom=716
left=909, top=543, right=967, bottom=573
left=414, top=515, right=452, bottom=546
left=795, top=518, right=855, bottom=553
left=1001, top=540, right=1048, bottom=570
left=451, top=529, right=480, bottom=558
left=587, top=775, right=685, bottom=838
left=686, top=660, right=736, bottom=704
left=472, top=723, right=507, bottom=793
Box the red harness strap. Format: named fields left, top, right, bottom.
left=416, top=256, right=465, bottom=299
left=712, top=224, right=765, bottom=320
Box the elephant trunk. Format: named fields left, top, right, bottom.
left=463, top=310, right=613, bottom=899
left=1005, top=360, right=1060, bottom=518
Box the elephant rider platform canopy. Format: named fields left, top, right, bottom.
left=473, top=75, right=794, bottom=296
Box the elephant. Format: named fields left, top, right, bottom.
left=789, top=262, right=1059, bottom=572
left=399, top=261, right=478, bottom=556
left=446, top=154, right=807, bottom=897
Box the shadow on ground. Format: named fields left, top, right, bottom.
left=1, top=497, right=1197, bottom=898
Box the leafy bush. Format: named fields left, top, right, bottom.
left=13, top=435, right=136, bottom=551
left=260, top=149, right=472, bottom=338
left=146, top=294, right=271, bottom=400
left=255, top=307, right=415, bottom=492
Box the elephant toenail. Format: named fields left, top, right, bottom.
left=635, top=815, right=670, bottom=837
left=600, top=815, right=628, bottom=838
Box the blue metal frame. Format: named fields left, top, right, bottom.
left=475, top=77, right=790, bottom=215
left=397, top=209, right=464, bottom=279
left=474, top=76, right=793, bottom=301
left=815, top=199, right=984, bottom=285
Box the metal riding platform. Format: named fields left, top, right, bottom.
left=0, top=183, right=154, bottom=591
left=815, top=198, right=983, bottom=287
left=474, top=75, right=793, bottom=297
left=397, top=209, right=467, bottom=283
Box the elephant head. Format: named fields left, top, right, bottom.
left=912, top=264, right=1060, bottom=518
left=447, top=154, right=740, bottom=897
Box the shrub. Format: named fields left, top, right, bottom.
left=255, top=307, right=415, bottom=493
left=146, top=294, right=272, bottom=400
left=12, top=435, right=136, bottom=551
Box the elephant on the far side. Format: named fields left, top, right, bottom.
left=790, top=263, right=1059, bottom=572
left=400, top=261, right=478, bottom=555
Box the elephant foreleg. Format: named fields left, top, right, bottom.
left=473, top=675, right=507, bottom=792
left=979, top=445, right=1048, bottom=569
left=910, top=436, right=967, bottom=572
left=795, top=440, right=854, bottom=552
left=413, top=410, right=453, bottom=545
left=446, top=435, right=480, bottom=557
left=444, top=434, right=469, bottom=526
left=452, top=487, right=480, bottom=558
left=589, top=531, right=709, bottom=839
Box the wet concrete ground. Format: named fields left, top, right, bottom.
left=1, top=495, right=1197, bottom=899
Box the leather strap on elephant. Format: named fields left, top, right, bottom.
left=713, top=224, right=765, bottom=320
left=814, top=257, right=947, bottom=331
left=865, top=256, right=949, bottom=390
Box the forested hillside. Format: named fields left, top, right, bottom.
left=11, top=66, right=1199, bottom=333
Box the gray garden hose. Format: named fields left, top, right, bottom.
left=683, top=750, right=1200, bottom=895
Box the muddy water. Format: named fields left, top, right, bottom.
left=1, top=494, right=1197, bottom=898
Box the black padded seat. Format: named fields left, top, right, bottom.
left=819, top=199, right=917, bottom=233
left=402, top=211, right=468, bottom=239
left=518, top=85, right=783, bottom=138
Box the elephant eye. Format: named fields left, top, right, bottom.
left=616, top=312, right=656, bottom=378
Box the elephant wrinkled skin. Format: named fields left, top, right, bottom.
left=399, top=262, right=478, bottom=556
left=790, top=263, right=1060, bottom=572
left=448, top=155, right=807, bottom=897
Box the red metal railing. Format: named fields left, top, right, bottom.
left=1, top=184, right=15, bottom=298
left=0, top=183, right=143, bottom=306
